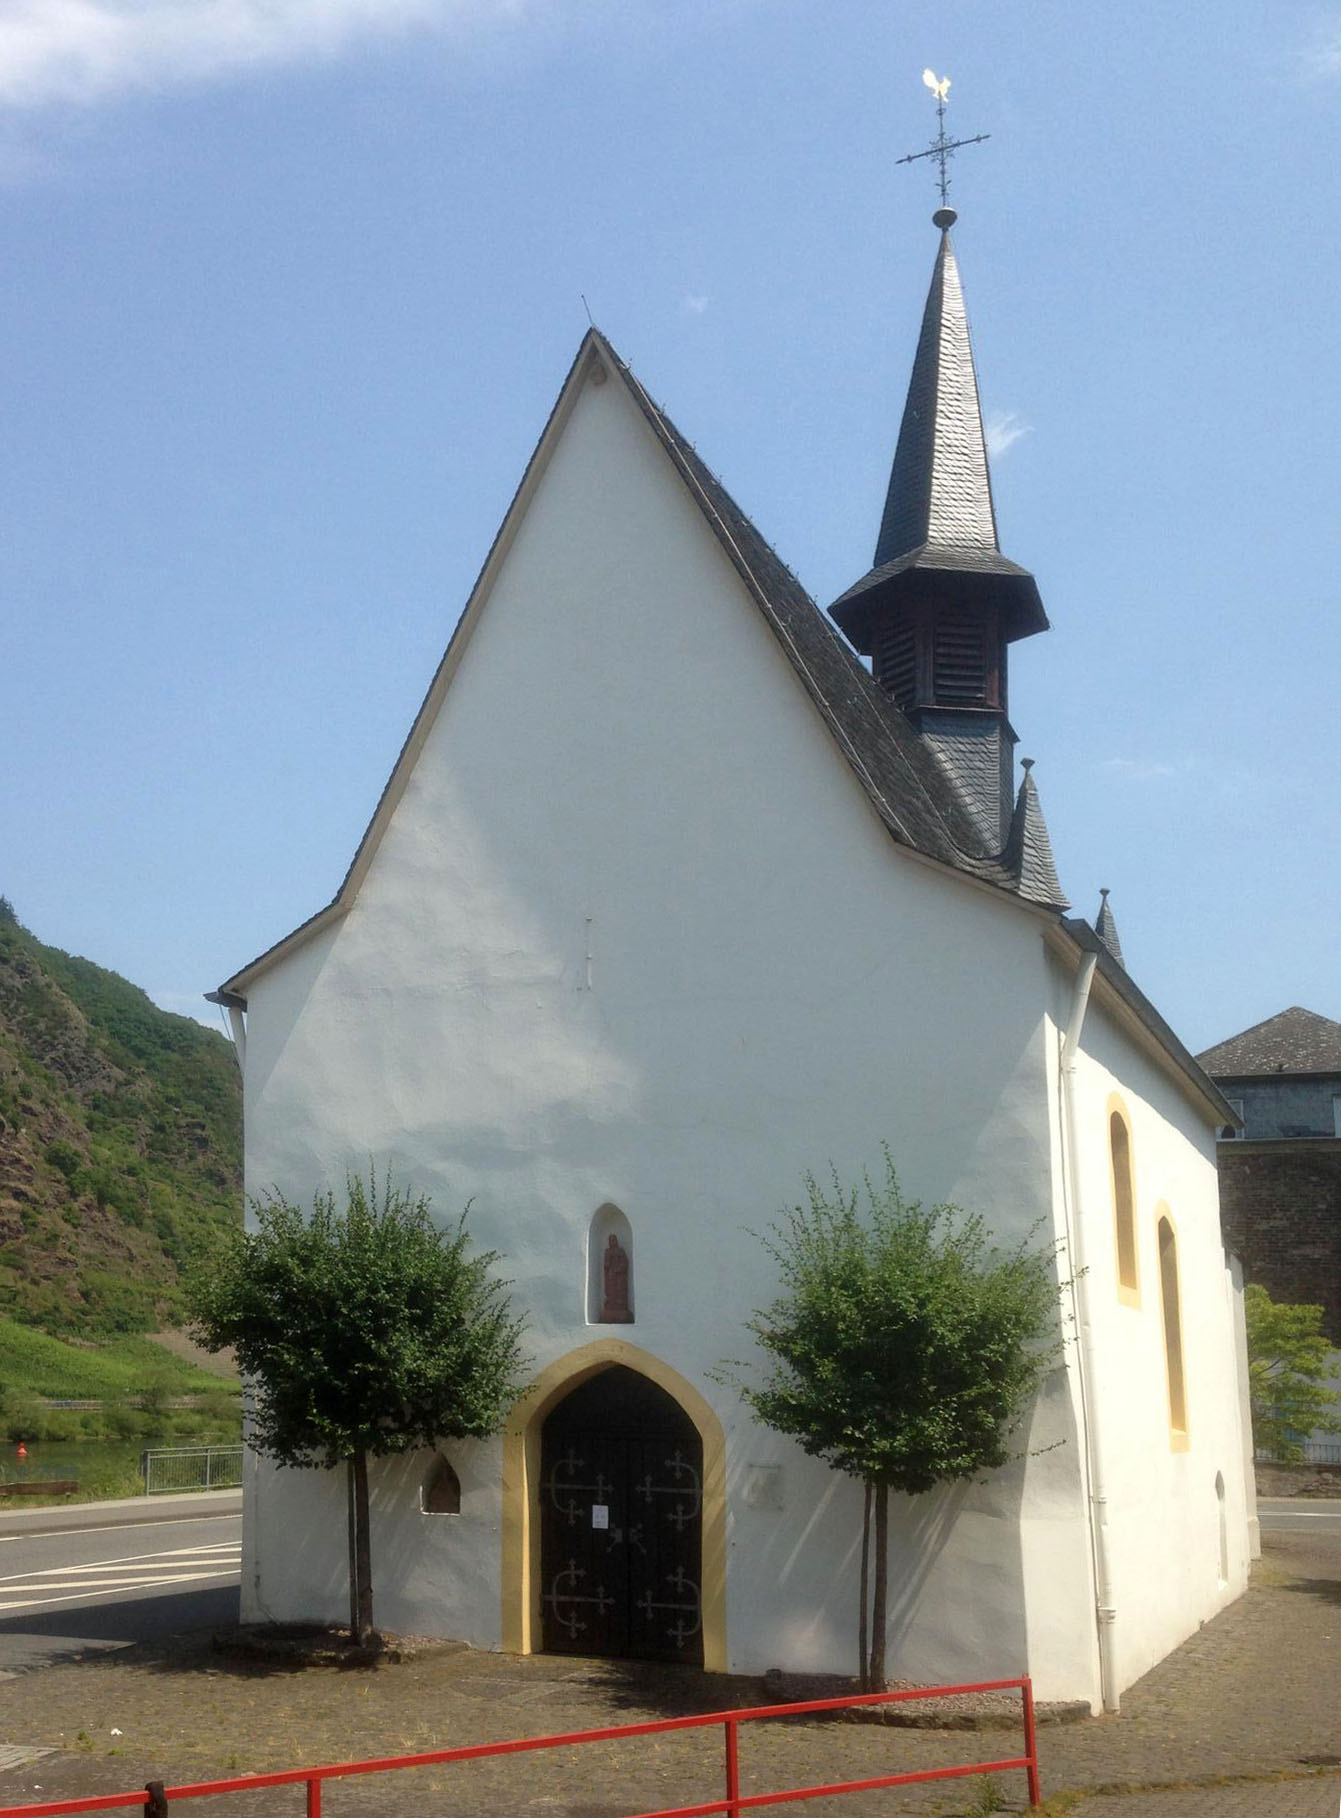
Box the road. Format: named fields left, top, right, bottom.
left=0, top=1510, right=240, bottom=1673
left=1257, top=1495, right=1341, bottom=1534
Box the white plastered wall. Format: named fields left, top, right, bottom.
left=1052, top=966, right=1253, bottom=1697
left=238, top=361, right=1101, bottom=1694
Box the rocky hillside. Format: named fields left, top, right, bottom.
left=0, top=899, right=242, bottom=1336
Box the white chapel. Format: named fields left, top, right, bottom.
left=212, top=198, right=1256, bottom=1711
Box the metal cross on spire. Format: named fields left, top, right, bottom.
left=895, top=70, right=989, bottom=212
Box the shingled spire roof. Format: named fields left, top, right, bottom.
left=1095, top=888, right=1125, bottom=967
left=830, top=209, right=1047, bottom=649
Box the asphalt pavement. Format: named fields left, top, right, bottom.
left=0, top=1498, right=240, bottom=1674
left=1257, top=1496, right=1341, bottom=1533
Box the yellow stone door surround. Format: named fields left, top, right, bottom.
left=500, top=1336, right=728, bottom=1671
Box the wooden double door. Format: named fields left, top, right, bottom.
left=540, top=1366, right=703, bottom=1665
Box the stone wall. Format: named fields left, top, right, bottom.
left=1216, top=1140, right=1341, bottom=1343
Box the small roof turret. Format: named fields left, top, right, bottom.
left=1004, top=759, right=1067, bottom=908
left=1095, top=887, right=1125, bottom=967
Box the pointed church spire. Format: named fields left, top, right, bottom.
left=830, top=209, right=1047, bottom=651
left=829, top=175, right=1050, bottom=855
left=874, top=208, right=1000, bottom=567
left=1095, top=888, right=1125, bottom=967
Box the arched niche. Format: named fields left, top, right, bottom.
left=587, top=1203, right=634, bottom=1325
left=422, top=1455, right=461, bottom=1514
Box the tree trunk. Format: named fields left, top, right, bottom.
left=346, top=1458, right=358, bottom=1639
left=351, top=1446, right=375, bottom=1645
left=869, top=1480, right=888, bottom=1691
left=858, top=1480, right=872, bottom=1692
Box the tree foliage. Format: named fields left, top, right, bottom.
left=188, top=1169, right=527, bottom=1642
left=1244, top=1284, right=1340, bottom=1462
left=737, top=1153, right=1064, bottom=1686
left=742, top=1156, right=1063, bottom=1493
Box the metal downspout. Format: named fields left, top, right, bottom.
left=226, top=1004, right=246, bottom=1074
left=1060, top=951, right=1119, bottom=1713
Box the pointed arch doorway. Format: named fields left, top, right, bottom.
left=500, top=1339, right=727, bottom=1671
left=541, top=1366, right=703, bottom=1662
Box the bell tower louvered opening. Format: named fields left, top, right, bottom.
left=873, top=602, right=1005, bottom=715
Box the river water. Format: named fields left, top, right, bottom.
left=0, top=1437, right=149, bottom=1491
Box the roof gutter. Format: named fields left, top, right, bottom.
left=1059, top=950, right=1120, bottom=1713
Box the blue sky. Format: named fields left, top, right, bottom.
left=1, top=0, right=1336, bottom=1057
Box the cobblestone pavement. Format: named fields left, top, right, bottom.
left=0, top=1527, right=1335, bottom=1818
left=1070, top=1784, right=1341, bottom=1818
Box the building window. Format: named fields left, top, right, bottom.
left=1157, top=1212, right=1188, bottom=1445
left=1109, top=1106, right=1139, bottom=1303
left=1218, top=1097, right=1244, bottom=1141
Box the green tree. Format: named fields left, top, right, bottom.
left=187, top=1170, right=527, bottom=1646
left=1244, top=1284, right=1340, bottom=1462
left=735, top=1155, right=1063, bottom=1690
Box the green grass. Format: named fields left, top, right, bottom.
left=0, top=1315, right=238, bottom=1399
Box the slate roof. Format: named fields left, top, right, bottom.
left=1063, top=919, right=1237, bottom=1124
left=1095, top=889, right=1125, bottom=967
left=829, top=222, right=1047, bottom=648
left=605, top=337, right=1067, bottom=907
left=1196, top=1007, right=1341, bottom=1078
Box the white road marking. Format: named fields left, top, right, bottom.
left=0, top=1538, right=241, bottom=1616
left=0, top=1568, right=240, bottom=1614
left=1, top=1568, right=237, bottom=1593
left=7, top=1543, right=239, bottom=1580
left=0, top=1514, right=239, bottom=1545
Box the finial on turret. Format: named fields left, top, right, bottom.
left=896, top=69, right=990, bottom=214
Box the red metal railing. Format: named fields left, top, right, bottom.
left=0, top=1675, right=1042, bottom=1818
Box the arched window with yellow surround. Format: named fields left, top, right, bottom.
left=1157, top=1211, right=1188, bottom=1446
left=1107, top=1102, right=1139, bottom=1303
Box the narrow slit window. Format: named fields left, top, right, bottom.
left=1158, top=1214, right=1188, bottom=1442
left=1109, top=1109, right=1138, bottom=1300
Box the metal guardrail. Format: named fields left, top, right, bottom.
left=1256, top=1440, right=1341, bottom=1465
left=141, top=1446, right=244, bottom=1494
left=0, top=1675, right=1043, bottom=1818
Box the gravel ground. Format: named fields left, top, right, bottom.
left=0, top=1528, right=1335, bottom=1818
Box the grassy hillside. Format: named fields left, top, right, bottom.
left=0, top=899, right=243, bottom=1337
left=0, top=1316, right=234, bottom=1400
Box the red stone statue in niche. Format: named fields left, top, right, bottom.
left=600, top=1233, right=633, bottom=1322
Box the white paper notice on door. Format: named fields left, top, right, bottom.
left=591, top=1504, right=610, bottom=1530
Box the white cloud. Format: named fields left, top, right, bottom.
left=0, top=0, right=528, bottom=110
left=984, top=409, right=1031, bottom=459
left=1301, top=21, right=1341, bottom=77
left=1102, top=757, right=1180, bottom=783
left=683, top=293, right=710, bottom=315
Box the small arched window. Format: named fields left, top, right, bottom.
left=1108, top=1105, right=1139, bottom=1303
left=1157, top=1211, right=1188, bottom=1445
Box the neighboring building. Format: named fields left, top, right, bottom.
left=1197, top=1007, right=1341, bottom=1350
left=211, top=203, right=1254, bottom=1711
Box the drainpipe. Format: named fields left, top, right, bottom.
left=205, top=991, right=246, bottom=1075
left=1059, top=950, right=1120, bottom=1713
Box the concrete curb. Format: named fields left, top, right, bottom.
left=0, top=1489, right=241, bottom=1538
